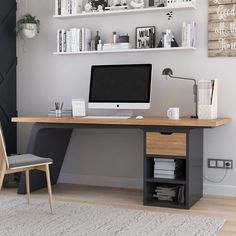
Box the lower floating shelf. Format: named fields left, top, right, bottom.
left=53, top=47, right=196, bottom=55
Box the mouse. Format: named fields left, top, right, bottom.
left=136, top=115, right=144, bottom=120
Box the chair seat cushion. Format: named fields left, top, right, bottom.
left=8, top=154, right=53, bottom=168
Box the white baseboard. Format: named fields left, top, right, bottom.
left=58, top=173, right=143, bottom=190
left=59, top=173, right=236, bottom=197
left=203, top=183, right=236, bottom=197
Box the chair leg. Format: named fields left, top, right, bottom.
left=45, top=164, right=53, bottom=214
left=25, top=170, right=30, bottom=204
left=0, top=163, right=6, bottom=191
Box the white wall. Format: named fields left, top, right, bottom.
left=17, top=0, right=236, bottom=196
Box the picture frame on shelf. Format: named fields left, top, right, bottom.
left=135, top=26, right=156, bottom=49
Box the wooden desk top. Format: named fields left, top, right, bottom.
left=11, top=116, right=231, bottom=128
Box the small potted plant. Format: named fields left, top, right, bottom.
left=16, top=14, right=40, bottom=39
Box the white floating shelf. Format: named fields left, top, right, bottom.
left=53, top=5, right=196, bottom=19
left=53, top=47, right=196, bottom=55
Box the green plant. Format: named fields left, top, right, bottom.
left=16, top=14, right=40, bottom=35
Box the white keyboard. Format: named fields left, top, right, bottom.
left=84, top=116, right=130, bottom=120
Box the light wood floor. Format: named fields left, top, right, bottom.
left=2, top=184, right=236, bottom=236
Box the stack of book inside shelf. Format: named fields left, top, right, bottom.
left=57, top=28, right=91, bottom=53
left=154, top=158, right=183, bottom=179
left=48, top=110, right=72, bottom=117
left=153, top=184, right=185, bottom=203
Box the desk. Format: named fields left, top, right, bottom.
left=12, top=116, right=231, bottom=209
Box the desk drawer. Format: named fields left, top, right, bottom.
left=146, top=132, right=186, bottom=156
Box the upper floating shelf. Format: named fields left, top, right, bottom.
left=53, top=5, right=196, bottom=19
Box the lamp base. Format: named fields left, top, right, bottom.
left=190, top=115, right=198, bottom=119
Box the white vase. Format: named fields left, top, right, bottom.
left=21, top=23, right=37, bottom=39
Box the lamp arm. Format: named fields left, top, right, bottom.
left=168, top=74, right=197, bottom=85
left=168, top=74, right=198, bottom=118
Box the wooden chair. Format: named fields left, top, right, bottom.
left=0, top=125, right=54, bottom=214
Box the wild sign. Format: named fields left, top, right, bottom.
left=209, top=0, right=236, bottom=57
left=136, top=26, right=156, bottom=49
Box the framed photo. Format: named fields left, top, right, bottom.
left=136, top=26, right=156, bottom=49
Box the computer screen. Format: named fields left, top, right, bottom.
left=89, top=64, right=152, bottom=109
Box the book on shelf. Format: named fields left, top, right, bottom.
left=103, top=43, right=131, bottom=51
left=56, top=0, right=82, bottom=16
left=57, top=27, right=91, bottom=53
left=182, top=21, right=196, bottom=48
left=154, top=158, right=175, bottom=163
left=154, top=162, right=181, bottom=171
left=153, top=184, right=185, bottom=203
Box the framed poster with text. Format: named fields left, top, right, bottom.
left=209, top=0, right=236, bottom=57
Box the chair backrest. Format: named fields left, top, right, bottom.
left=0, top=124, right=9, bottom=169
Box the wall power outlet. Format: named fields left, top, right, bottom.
left=208, top=159, right=233, bottom=169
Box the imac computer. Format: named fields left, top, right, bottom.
left=87, top=64, right=152, bottom=119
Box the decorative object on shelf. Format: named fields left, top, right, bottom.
left=149, top=0, right=165, bottom=7
left=162, top=68, right=198, bottom=118
left=166, top=11, right=173, bottom=20
left=164, top=29, right=172, bottom=48
left=119, top=34, right=129, bottom=43
left=208, top=0, right=236, bottom=57
left=94, top=31, right=101, bottom=50
left=136, top=26, right=156, bottom=49
left=16, top=14, right=40, bottom=39
left=97, top=40, right=103, bottom=50
left=105, top=0, right=128, bottom=10
left=84, top=1, right=93, bottom=12
left=130, top=0, right=144, bottom=9
left=112, top=32, right=118, bottom=44
left=157, top=29, right=178, bottom=48
left=90, top=40, right=96, bottom=51
left=167, top=0, right=195, bottom=7
left=91, top=0, right=108, bottom=10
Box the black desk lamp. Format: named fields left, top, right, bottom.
left=162, top=68, right=198, bottom=118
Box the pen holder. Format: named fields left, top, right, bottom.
left=55, top=109, right=62, bottom=117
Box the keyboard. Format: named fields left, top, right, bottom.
left=84, top=116, right=130, bottom=120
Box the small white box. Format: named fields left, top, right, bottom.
left=72, top=99, right=86, bottom=117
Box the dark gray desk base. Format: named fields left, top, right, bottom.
left=17, top=123, right=203, bottom=209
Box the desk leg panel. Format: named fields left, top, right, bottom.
left=18, top=124, right=73, bottom=194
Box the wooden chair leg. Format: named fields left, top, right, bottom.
left=45, top=164, right=53, bottom=214
left=0, top=163, right=6, bottom=191
left=26, top=170, right=30, bottom=204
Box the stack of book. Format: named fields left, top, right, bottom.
left=153, top=184, right=185, bottom=203
left=57, top=28, right=92, bottom=53
left=154, top=158, right=182, bottom=179
left=181, top=21, right=196, bottom=48
left=48, top=110, right=72, bottom=117
left=153, top=184, right=179, bottom=201
left=55, top=0, right=82, bottom=16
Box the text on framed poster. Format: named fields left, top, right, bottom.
left=208, top=0, right=236, bottom=57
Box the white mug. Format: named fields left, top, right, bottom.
left=167, top=107, right=180, bottom=120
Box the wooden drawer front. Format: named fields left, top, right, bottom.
left=146, top=132, right=186, bottom=156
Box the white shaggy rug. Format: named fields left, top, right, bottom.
left=0, top=196, right=224, bottom=236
